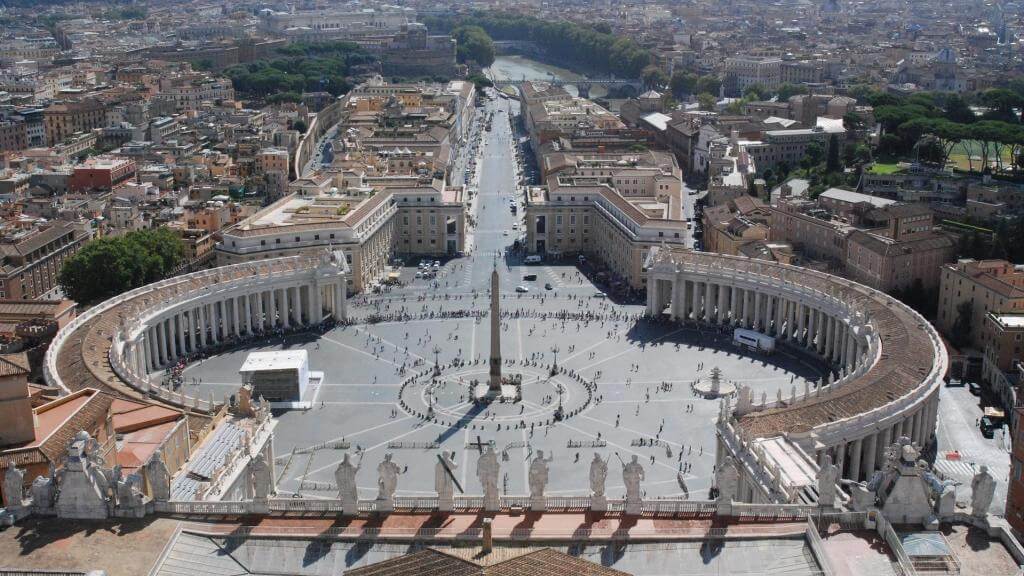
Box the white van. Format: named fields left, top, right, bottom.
left=524, top=255, right=542, bottom=264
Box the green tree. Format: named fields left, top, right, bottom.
left=826, top=134, right=841, bottom=173
left=58, top=229, right=185, bottom=304
left=943, top=94, right=976, bottom=124
left=467, top=73, right=494, bottom=89
left=292, top=119, right=308, bottom=134
left=776, top=82, right=808, bottom=101
left=980, top=88, right=1023, bottom=123
left=452, top=25, right=495, bottom=67
left=742, top=84, right=769, bottom=101
left=641, top=65, right=668, bottom=89
left=694, top=75, right=721, bottom=97
left=669, top=72, right=698, bottom=99
left=697, top=92, right=717, bottom=111
left=800, top=142, right=825, bottom=170
left=842, top=111, right=863, bottom=131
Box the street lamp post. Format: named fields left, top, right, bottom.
left=550, top=345, right=560, bottom=376
left=433, top=345, right=442, bottom=376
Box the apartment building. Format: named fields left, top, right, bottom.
left=771, top=191, right=954, bottom=291
left=744, top=120, right=846, bottom=173
left=702, top=196, right=771, bottom=256
left=724, top=56, right=783, bottom=94
left=524, top=152, right=687, bottom=291
left=0, top=121, right=27, bottom=152
left=966, top=180, right=1024, bottom=221
left=0, top=222, right=93, bottom=300
left=69, top=156, right=137, bottom=192
left=937, top=259, right=1024, bottom=349
left=43, top=99, right=106, bottom=146
left=216, top=176, right=464, bottom=293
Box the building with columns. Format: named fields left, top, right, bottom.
left=44, top=252, right=348, bottom=420
left=646, top=247, right=945, bottom=504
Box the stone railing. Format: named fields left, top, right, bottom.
left=152, top=495, right=829, bottom=520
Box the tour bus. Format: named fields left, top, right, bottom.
left=524, top=255, right=543, bottom=264
left=733, top=328, right=775, bottom=354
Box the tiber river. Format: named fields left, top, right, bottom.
left=485, top=55, right=609, bottom=99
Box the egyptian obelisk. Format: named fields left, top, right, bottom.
left=488, top=265, right=502, bottom=391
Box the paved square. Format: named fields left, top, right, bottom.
left=178, top=96, right=828, bottom=502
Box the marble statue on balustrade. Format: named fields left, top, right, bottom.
left=55, top=431, right=111, bottom=519
left=436, top=451, right=458, bottom=512
left=735, top=385, right=752, bottom=416
left=528, top=450, right=554, bottom=511
left=477, top=446, right=500, bottom=512
left=971, top=465, right=996, bottom=519
left=4, top=466, right=24, bottom=508
left=590, top=453, right=608, bottom=512
left=31, top=473, right=55, bottom=511
left=336, top=452, right=362, bottom=516
left=146, top=452, right=171, bottom=502
left=376, top=453, right=401, bottom=512
left=622, top=455, right=645, bottom=515
left=817, top=454, right=839, bottom=508
left=116, top=473, right=147, bottom=518
left=715, top=455, right=739, bottom=505
left=251, top=454, right=273, bottom=500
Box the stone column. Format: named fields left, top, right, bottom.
left=282, top=287, right=291, bottom=329
left=753, top=291, right=761, bottom=331
left=155, top=322, right=166, bottom=366
left=835, top=441, right=847, bottom=478
left=209, top=302, right=218, bottom=343
left=257, top=291, right=266, bottom=330
left=313, top=284, right=322, bottom=324
left=717, top=284, right=728, bottom=324
left=776, top=297, right=785, bottom=337
left=742, top=289, right=751, bottom=327
left=233, top=296, right=241, bottom=337
left=335, top=282, right=347, bottom=320
left=806, top=307, right=816, bottom=349
left=175, top=315, right=186, bottom=358
left=876, top=426, right=892, bottom=471
left=862, top=432, right=878, bottom=479
left=924, top=395, right=938, bottom=445
left=849, top=437, right=863, bottom=481
left=702, top=282, right=711, bottom=322
left=269, top=288, right=278, bottom=329
left=728, top=284, right=737, bottom=324
left=691, top=281, right=700, bottom=321
left=243, top=294, right=252, bottom=334
left=797, top=303, right=806, bottom=344
left=164, top=318, right=175, bottom=361
left=148, top=328, right=158, bottom=370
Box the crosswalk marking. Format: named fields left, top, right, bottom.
left=934, top=459, right=978, bottom=479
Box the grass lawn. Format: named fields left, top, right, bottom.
left=947, top=139, right=1016, bottom=172
left=867, top=162, right=902, bottom=175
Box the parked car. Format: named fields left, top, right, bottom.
left=545, top=283, right=553, bottom=290
left=515, top=285, right=529, bottom=293
left=968, top=382, right=981, bottom=396
left=593, top=292, right=607, bottom=299
left=523, top=274, right=538, bottom=281
left=980, top=416, right=996, bottom=438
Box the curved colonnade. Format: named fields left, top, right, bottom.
left=44, top=253, right=348, bottom=416
left=646, top=249, right=947, bottom=494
